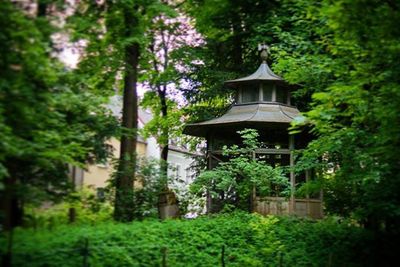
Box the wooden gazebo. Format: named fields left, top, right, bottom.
left=184, top=45, right=323, bottom=219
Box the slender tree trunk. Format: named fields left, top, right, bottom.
left=114, top=43, right=139, bottom=222
left=231, top=12, right=244, bottom=72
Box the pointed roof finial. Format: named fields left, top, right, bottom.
left=258, top=43, right=269, bottom=63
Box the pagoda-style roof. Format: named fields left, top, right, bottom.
left=184, top=103, right=301, bottom=137
left=225, top=62, right=283, bottom=88
left=183, top=44, right=302, bottom=138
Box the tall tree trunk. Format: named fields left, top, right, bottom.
left=114, top=43, right=139, bottom=222
left=160, top=88, right=169, bottom=183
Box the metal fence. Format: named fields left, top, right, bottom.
left=8, top=239, right=294, bottom=267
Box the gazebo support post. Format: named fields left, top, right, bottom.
left=206, top=136, right=212, bottom=214
left=289, top=135, right=295, bottom=214
left=251, top=151, right=256, bottom=212
left=305, top=170, right=310, bottom=216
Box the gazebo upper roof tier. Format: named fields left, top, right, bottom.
left=183, top=103, right=301, bottom=137
left=224, top=62, right=284, bottom=88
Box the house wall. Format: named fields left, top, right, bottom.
left=69, top=96, right=200, bottom=195
left=81, top=138, right=198, bottom=190
left=83, top=137, right=147, bottom=189
left=146, top=136, right=160, bottom=159
left=168, top=149, right=197, bottom=185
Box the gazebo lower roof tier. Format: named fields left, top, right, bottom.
left=183, top=103, right=302, bottom=137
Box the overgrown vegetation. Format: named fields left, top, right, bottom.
left=191, top=129, right=289, bottom=212
left=182, top=0, right=400, bottom=235
left=1, top=0, right=399, bottom=265
left=3, top=213, right=373, bottom=267
left=0, top=0, right=118, bottom=230
left=23, top=187, right=113, bottom=228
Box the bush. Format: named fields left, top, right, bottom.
left=3, top=213, right=372, bottom=267
left=23, top=187, right=113, bottom=228
left=191, top=129, right=290, bottom=212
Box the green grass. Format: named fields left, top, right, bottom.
left=2, top=213, right=371, bottom=267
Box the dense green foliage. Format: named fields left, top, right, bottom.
left=70, top=0, right=187, bottom=221
left=183, top=0, right=400, bottom=232
left=24, top=187, right=114, bottom=228
left=306, top=0, right=399, bottom=231
left=4, top=213, right=372, bottom=267
left=0, top=0, right=118, bottom=228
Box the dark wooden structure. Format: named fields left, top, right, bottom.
left=184, top=45, right=322, bottom=219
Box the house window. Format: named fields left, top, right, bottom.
left=175, top=164, right=181, bottom=179
left=96, top=160, right=109, bottom=169
left=185, top=168, right=192, bottom=184
left=97, top=187, right=105, bottom=201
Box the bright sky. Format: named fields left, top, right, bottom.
left=58, top=42, right=148, bottom=97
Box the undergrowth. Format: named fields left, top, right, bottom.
left=1, top=212, right=372, bottom=267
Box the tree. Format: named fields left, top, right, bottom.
left=111, top=2, right=141, bottom=222
left=70, top=0, right=140, bottom=222
left=141, top=9, right=182, bottom=179
left=289, top=0, right=400, bottom=231
left=70, top=0, right=175, bottom=221
left=140, top=5, right=201, bottom=181
left=0, top=0, right=117, bottom=231
left=181, top=0, right=286, bottom=124
left=184, top=0, right=400, bottom=236
left=272, top=2, right=400, bottom=263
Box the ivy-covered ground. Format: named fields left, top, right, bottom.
left=3, top=213, right=374, bottom=267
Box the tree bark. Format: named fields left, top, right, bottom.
left=159, top=88, right=169, bottom=180
left=231, top=12, right=244, bottom=72
left=114, top=43, right=139, bottom=222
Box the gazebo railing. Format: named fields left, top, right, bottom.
left=254, top=196, right=323, bottom=219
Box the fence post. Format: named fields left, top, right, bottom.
left=161, top=247, right=167, bottom=267
left=2, top=229, right=13, bottom=267
left=327, top=252, right=333, bottom=267
left=278, top=251, right=283, bottom=267
left=221, top=245, right=225, bottom=267
left=82, top=238, right=89, bottom=267
left=68, top=207, right=76, bottom=224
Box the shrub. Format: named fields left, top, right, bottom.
left=4, top=213, right=372, bottom=267
left=23, top=186, right=113, bottom=229
left=191, top=129, right=290, bottom=212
